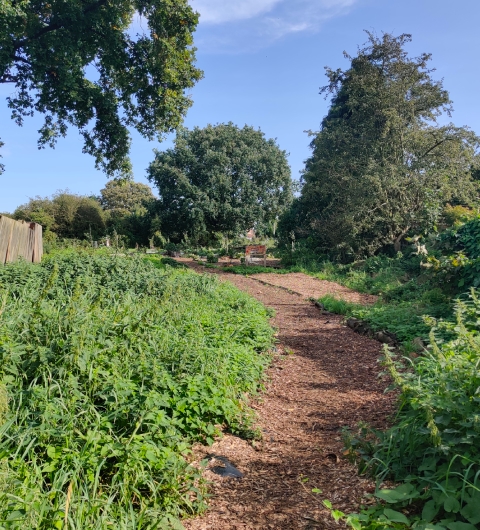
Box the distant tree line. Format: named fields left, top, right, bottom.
left=12, top=181, right=156, bottom=247
left=9, top=124, right=294, bottom=247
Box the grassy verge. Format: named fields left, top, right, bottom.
left=203, top=263, right=290, bottom=275
left=290, top=253, right=453, bottom=349
left=0, top=251, right=274, bottom=528
left=289, top=253, right=480, bottom=529
left=327, top=293, right=480, bottom=530
left=318, top=294, right=450, bottom=347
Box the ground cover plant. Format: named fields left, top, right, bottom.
left=326, top=292, right=480, bottom=530
left=0, top=251, right=274, bottom=529
left=278, top=249, right=452, bottom=347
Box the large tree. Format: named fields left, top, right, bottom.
left=0, top=0, right=202, bottom=176
left=147, top=123, right=293, bottom=244
left=100, top=179, right=156, bottom=245
left=100, top=180, right=155, bottom=216
left=294, top=32, right=479, bottom=260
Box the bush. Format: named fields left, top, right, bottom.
left=206, top=252, right=218, bottom=263
left=0, top=252, right=274, bottom=527
left=429, top=216, right=480, bottom=290
left=341, top=290, right=480, bottom=529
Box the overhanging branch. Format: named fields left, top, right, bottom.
left=13, top=0, right=109, bottom=51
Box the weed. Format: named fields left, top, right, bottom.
left=0, top=251, right=274, bottom=528
left=337, top=291, right=480, bottom=529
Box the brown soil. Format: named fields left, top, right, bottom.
left=176, top=259, right=395, bottom=530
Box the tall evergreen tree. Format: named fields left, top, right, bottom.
left=296, top=32, right=479, bottom=260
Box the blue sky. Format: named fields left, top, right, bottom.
left=1, top=0, right=479, bottom=212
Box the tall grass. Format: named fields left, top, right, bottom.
left=0, top=251, right=274, bottom=528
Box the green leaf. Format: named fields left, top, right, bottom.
left=444, top=497, right=461, bottom=514
left=383, top=508, right=410, bottom=525
left=375, top=484, right=419, bottom=503
left=446, top=523, right=477, bottom=530
left=346, top=518, right=362, bottom=530
left=460, top=502, right=480, bottom=525
left=46, top=446, right=60, bottom=459
left=423, top=500, right=441, bottom=522
left=332, top=510, right=345, bottom=522
left=323, top=500, right=333, bottom=509
left=311, top=488, right=322, bottom=494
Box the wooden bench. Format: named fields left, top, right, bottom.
left=245, top=245, right=267, bottom=266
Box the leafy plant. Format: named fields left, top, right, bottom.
left=340, top=290, right=480, bottom=529
left=429, top=217, right=480, bottom=290
left=0, top=251, right=274, bottom=528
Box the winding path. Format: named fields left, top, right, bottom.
left=178, top=260, right=395, bottom=530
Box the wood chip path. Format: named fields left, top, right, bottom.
left=176, top=260, right=395, bottom=530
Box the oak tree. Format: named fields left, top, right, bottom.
left=0, top=0, right=202, bottom=176
left=147, top=123, right=293, bottom=244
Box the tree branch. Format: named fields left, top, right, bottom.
left=13, top=55, right=32, bottom=66
left=0, top=75, right=18, bottom=83
left=13, top=0, right=109, bottom=51
left=421, top=138, right=455, bottom=158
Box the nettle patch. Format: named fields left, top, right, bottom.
left=0, top=251, right=274, bottom=529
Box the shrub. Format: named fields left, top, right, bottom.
left=206, top=253, right=218, bottom=263
left=0, top=252, right=274, bottom=527
left=429, top=216, right=480, bottom=290
left=342, top=290, right=480, bottom=529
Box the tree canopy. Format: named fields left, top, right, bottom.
left=100, top=180, right=155, bottom=216
left=0, top=0, right=202, bottom=176
left=290, top=32, right=479, bottom=261
left=147, top=123, right=293, bottom=244
left=100, top=180, right=156, bottom=244
left=14, top=191, right=106, bottom=239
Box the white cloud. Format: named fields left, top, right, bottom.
left=190, top=0, right=282, bottom=24
left=190, top=0, right=360, bottom=51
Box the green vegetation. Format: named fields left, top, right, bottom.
left=204, top=264, right=288, bottom=275
left=312, top=253, right=451, bottom=345
left=0, top=251, right=274, bottom=528
left=0, top=0, right=202, bottom=176
left=13, top=182, right=157, bottom=248
left=147, top=123, right=293, bottom=246
left=428, top=216, right=480, bottom=290
left=331, top=294, right=480, bottom=529
left=279, top=32, right=479, bottom=261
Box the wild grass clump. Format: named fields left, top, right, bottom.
left=319, top=294, right=444, bottom=344
left=0, top=251, right=274, bottom=528
left=204, top=264, right=289, bottom=275
left=311, top=252, right=452, bottom=346
left=338, top=291, right=480, bottom=529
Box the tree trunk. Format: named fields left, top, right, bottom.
left=394, top=227, right=410, bottom=253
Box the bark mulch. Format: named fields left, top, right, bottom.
left=250, top=272, right=378, bottom=306
left=175, top=259, right=395, bottom=530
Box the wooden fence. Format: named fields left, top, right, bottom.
left=0, top=215, right=43, bottom=265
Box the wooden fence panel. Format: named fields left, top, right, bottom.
left=0, top=216, right=13, bottom=264
left=33, top=224, right=43, bottom=263
left=0, top=215, right=43, bottom=265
